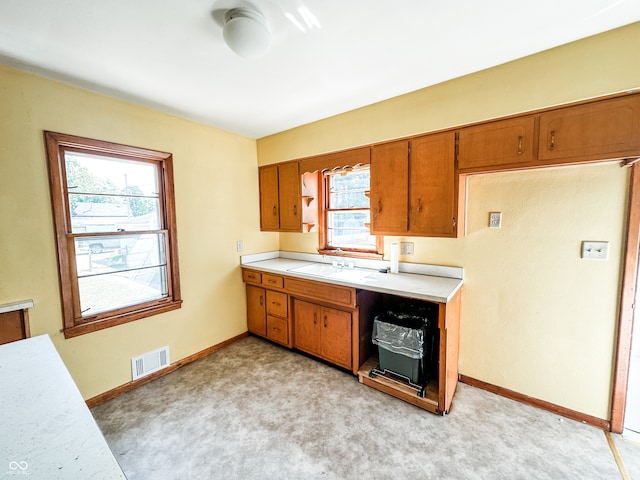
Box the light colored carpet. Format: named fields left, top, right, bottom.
left=92, top=336, right=634, bottom=479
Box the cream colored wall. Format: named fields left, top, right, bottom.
left=260, top=23, right=640, bottom=419
left=0, top=65, right=278, bottom=399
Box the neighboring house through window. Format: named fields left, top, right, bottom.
left=44, top=132, right=182, bottom=338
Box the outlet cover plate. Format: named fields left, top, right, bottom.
left=489, top=212, right=502, bottom=228
left=400, top=242, right=414, bottom=255
left=581, top=241, right=609, bottom=260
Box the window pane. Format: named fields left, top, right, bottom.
left=329, top=170, right=370, bottom=209
left=70, top=194, right=161, bottom=233
left=330, top=190, right=369, bottom=209
left=65, top=152, right=158, bottom=196
left=75, top=234, right=166, bottom=273
left=78, top=266, right=168, bottom=316
left=65, top=151, right=161, bottom=233
left=327, top=210, right=376, bottom=249
left=75, top=234, right=168, bottom=316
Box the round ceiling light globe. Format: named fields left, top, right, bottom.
left=223, top=8, right=271, bottom=59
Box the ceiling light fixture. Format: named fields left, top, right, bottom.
left=223, top=7, right=271, bottom=59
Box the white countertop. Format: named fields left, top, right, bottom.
left=0, top=335, right=126, bottom=479
left=241, top=254, right=463, bottom=304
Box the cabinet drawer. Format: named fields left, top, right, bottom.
left=242, top=269, right=262, bottom=285
left=262, top=274, right=284, bottom=289
left=266, top=290, right=288, bottom=318
left=284, top=277, right=355, bottom=308
left=267, top=315, right=289, bottom=346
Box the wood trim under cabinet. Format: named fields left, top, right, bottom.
left=85, top=332, right=248, bottom=408
left=459, top=374, right=610, bottom=431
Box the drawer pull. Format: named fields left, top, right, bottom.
left=549, top=130, right=556, bottom=150
left=324, top=315, right=327, bottom=328
left=259, top=296, right=263, bottom=306
left=268, top=279, right=277, bottom=284
left=517, top=135, right=523, bottom=155
left=313, top=313, right=317, bottom=325
left=272, top=301, right=281, bottom=307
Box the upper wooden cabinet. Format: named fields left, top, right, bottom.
left=409, top=133, right=457, bottom=236
left=370, top=140, right=409, bottom=234
left=457, top=116, right=536, bottom=172
left=370, top=133, right=459, bottom=237
left=259, top=93, right=640, bottom=237
left=458, top=94, right=640, bottom=173
left=259, top=165, right=279, bottom=230
left=538, top=95, right=640, bottom=164
left=259, top=161, right=302, bottom=232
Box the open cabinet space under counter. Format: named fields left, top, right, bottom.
left=240, top=251, right=463, bottom=415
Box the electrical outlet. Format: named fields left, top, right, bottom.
left=581, top=241, right=609, bottom=260
left=489, top=212, right=502, bottom=228
left=236, top=240, right=244, bottom=252
left=400, top=242, right=414, bottom=255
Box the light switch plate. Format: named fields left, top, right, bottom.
left=581, top=241, right=609, bottom=260
left=489, top=212, right=502, bottom=228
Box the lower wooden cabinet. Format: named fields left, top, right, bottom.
left=242, top=267, right=461, bottom=415
left=246, top=285, right=266, bottom=337
left=293, top=298, right=352, bottom=370
left=245, top=284, right=291, bottom=347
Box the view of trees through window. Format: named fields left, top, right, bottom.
left=325, top=167, right=376, bottom=251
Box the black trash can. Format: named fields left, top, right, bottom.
left=371, top=300, right=438, bottom=386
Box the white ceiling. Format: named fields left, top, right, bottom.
left=1, top=1, right=639, bottom=139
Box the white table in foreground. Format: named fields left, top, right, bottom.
left=0, top=335, right=126, bottom=479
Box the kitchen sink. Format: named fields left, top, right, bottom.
left=287, top=263, right=377, bottom=282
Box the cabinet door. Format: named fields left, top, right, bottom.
left=539, top=95, right=640, bottom=163
left=319, top=306, right=352, bottom=370
left=278, top=162, right=302, bottom=232
left=409, top=133, right=456, bottom=236
left=457, top=116, right=536, bottom=171
left=293, top=299, right=320, bottom=356
left=370, top=140, right=409, bottom=234
left=259, top=165, right=279, bottom=231
left=246, top=285, right=266, bottom=336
